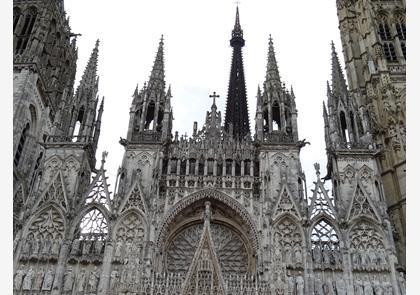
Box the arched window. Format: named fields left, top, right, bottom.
left=170, top=158, right=177, bottom=174
left=339, top=111, right=349, bottom=143
left=145, top=101, right=155, bottom=130
left=29, top=151, right=43, bottom=188
left=235, top=160, right=241, bottom=176
left=207, top=158, right=214, bottom=175
left=189, top=158, right=196, bottom=175
left=383, top=42, right=397, bottom=62
left=15, top=7, right=37, bottom=55
left=396, top=20, right=406, bottom=40
left=225, top=159, right=233, bottom=176
left=378, top=20, right=392, bottom=41
left=14, top=123, right=30, bottom=166
left=217, top=160, right=223, bottom=176
left=72, top=106, right=84, bottom=141
left=162, top=158, right=168, bottom=175
left=244, top=160, right=251, bottom=176
left=272, top=101, right=281, bottom=131
left=375, top=181, right=384, bottom=201
left=263, top=109, right=269, bottom=133
left=180, top=159, right=187, bottom=175
left=400, top=41, right=406, bottom=60
left=198, top=157, right=205, bottom=175
left=13, top=7, right=21, bottom=32
left=311, top=219, right=339, bottom=250
left=78, top=208, right=108, bottom=241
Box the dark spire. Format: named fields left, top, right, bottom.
left=330, top=41, right=348, bottom=97
left=224, top=6, right=250, bottom=140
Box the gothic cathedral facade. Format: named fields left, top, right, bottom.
left=13, top=1, right=406, bottom=295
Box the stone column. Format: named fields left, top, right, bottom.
left=222, top=159, right=226, bottom=176
left=250, top=161, right=254, bottom=177
left=176, top=159, right=181, bottom=175
left=232, top=160, right=236, bottom=177
left=204, top=159, right=208, bottom=175
left=186, top=159, right=190, bottom=175
left=97, top=240, right=114, bottom=295
left=342, top=247, right=355, bottom=295
left=241, top=160, right=245, bottom=176
left=51, top=239, right=72, bottom=295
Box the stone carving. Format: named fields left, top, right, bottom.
left=63, top=267, right=75, bottom=293
left=110, top=270, right=119, bottom=290
left=76, top=270, right=86, bottom=293
left=39, top=172, right=67, bottom=208
left=27, top=207, right=65, bottom=242
left=348, top=185, right=377, bottom=221
left=14, top=267, right=25, bottom=290
left=41, top=268, right=54, bottom=290
left=336, top=278, right=347, bottom=295
left=398, top=272, right=406, bottom=295
left=354, top=277, right=364, bottom=295
left=87, top=267, right=99, bottom=292
left=296, top=275, right=304, bottom=295
left=22, top=267, right=34, bottom=290
left=32, top=268, right=44, bottom=290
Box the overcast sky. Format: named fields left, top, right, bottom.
left=65, top=0, right=343, bottom=194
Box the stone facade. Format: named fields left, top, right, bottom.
left=13, top=1, right=405, bottom=294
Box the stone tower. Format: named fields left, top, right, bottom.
left=12, top=2, right=406, bottom=295
left=335, top=0, right=406, bottom=266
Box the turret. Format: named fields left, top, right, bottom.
left=127, top=36, right=170, bottom=143
left=257, top=36, right=299, bottom=143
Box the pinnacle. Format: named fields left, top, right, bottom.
left=231, top=6, right=244, bottom=43
left=330, top=41, right=348, bottom=97
left=265, top=35, right=281, bottom=86
left=148, top=36, right=166, bottom=91
left=79, top=39, right=100, bottom=90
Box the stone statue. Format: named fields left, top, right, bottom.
left=336, top=278, right=347, bottom=295
left=383, top=281, right=393, bottom=295
left=323, top=249, right=330, bottom=265
left=314, top=278, right=323, bottom=295
left=354, top=277, right=364, bottom=295
left=351, top=249, right=361, bottom=267
left=22, top=267, right=34, bottom=290
left=363, top=280, right=374, bottom=295
left=41, top=268, right=54, bottom=290
left=115, top=240, right=123, bottom=257
left=31, top=239, right=40, bottom=256
left=95, top=239, right=103, bottom=254
left=373, top=279, right=384, bottom=295
left=313, top=246, right=322, bottom=265
left=63, top=267, right=75, bottom=292
left=87, top=267, right=99, bottom=292
left=14, top=268, right=25, bottom=290
left=51, top=239, right=60, bottom=256
left=22, top=239, right=31, bottom=254
left=71, top=239, right=80, bottom=255
left=296, top=276, right=304, bottom=295
left=398, top=272, right=406, bottom=295
left=82, top=240, right=91, bottom=255
left=285, top=248, right=292, bottom=265
left=287, top=276, right=295, bottom=294
left=32, top=268, right=44, bottom=290
left=41, top=239, right=51, bottom=255
left=110, top=270, right=119, bottom=290
left=76, top=270, right=86, bottom=293
left=294, top=248, right=303, bottom=264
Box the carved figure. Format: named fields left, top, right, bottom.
left=110, top=270, right=119, bottom=290
left=323, top=249, right=331, bottom=265
left=51, top=239, right=60, bottom=256
left=87, top=267, right=99, bottom=292
left=363, top=280, right=374, bottom=295
left=14, top=268, right=25, bottom=290
left=41, top=268, right=54, bottom=290
left=285, top=248, right=292, bottom=265
left=313, top=246, right=322, bottom=264
left=287, top=276, right=295, bottom=294
left=115, top=239, right=123, bottom=257
left=22, top=267, right=34, bottom=290
left=354, top=278, right=364, bottom=295
left=398, top=272, right=406, bottom=295
left=95, top=239, right=103, bottom=254
left=32, top=268, right=44, bottom=290
left=296, top=276, right=304, bottom=295
left=71, top=239, right=80, bottom=255
left=76, top=270, right=86, bottom=293
left=336, top=278, right=347, bottom=295
left=82, top=240, right=91, bottom=255
left=295, top=248, right=303, bottom=264
left=41, top=239, right=51, bottom=255
left=63, top=267, right=75, bottom=292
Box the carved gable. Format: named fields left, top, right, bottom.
left=347, top=183, right=380, bottom=222
left=119, top=182, right=147, bottom=214
left=37, top=171, right=68, bottom=210
left=272, top=185, right=301, bottom=220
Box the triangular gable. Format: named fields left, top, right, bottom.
left=272, top=184, right=301, bottom=220
left=181, top=213, right=226, bottom=295
left=36, top=171, right=68, bottom=210
left=346, top=181, right=380, bottom=222
left=309, top=178, right=337, bottom=220
left=119, top=181, right=147, bottom=214
left=84, top=167, right=112, bottom=210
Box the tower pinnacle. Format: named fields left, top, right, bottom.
left=77, top=39, right=99, bottom=93
left=330, top=41, right=348, bottom=98
left=148, top=35, right=165, bottom=92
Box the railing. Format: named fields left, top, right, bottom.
left=131, top=131, right=162, bottom=143
left=45, top=135, right=93, bottom=144
left=263, top=132, right=294, bottom=144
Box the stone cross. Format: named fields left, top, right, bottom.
left=209, top=91, right=220, bottom=106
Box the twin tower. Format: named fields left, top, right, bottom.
left=13, top=2, right=405, bottom=295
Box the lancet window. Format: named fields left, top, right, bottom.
left=15, top=7, right=37, bottom=55
left=14, top=123, right=30, bottom=166
left=311, top=219, right=339, bottom=250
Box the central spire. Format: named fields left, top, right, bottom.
left=224, top=6, right=250, bottom=140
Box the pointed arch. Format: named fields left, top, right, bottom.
left=346, top=182, right=381, bottom=223
left=113, top=209, right=147, bottom=243
left=118, top=181, right=147, bottom=215
left=35, top=171, right=68, bottom=211
left=84, top=168, right=112, bottom=210
left=272, top=101, right=281, bottom=130
left=14, top=123, right=30, bottom=166
left=310, top=218, right=340, bottom=250
left=15, top=6, right=37, bottom=55
left=72, top=204, right=110, bottom=241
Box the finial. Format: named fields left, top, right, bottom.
left=209, top=91, right=220, bottom=106
left=160, top=34, right=164, bottom=44
left=269, top=34, right=273, bottom=44
left=314, top=163, right=321, bottom=179
left=101, top=151, right=108, bottom=166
